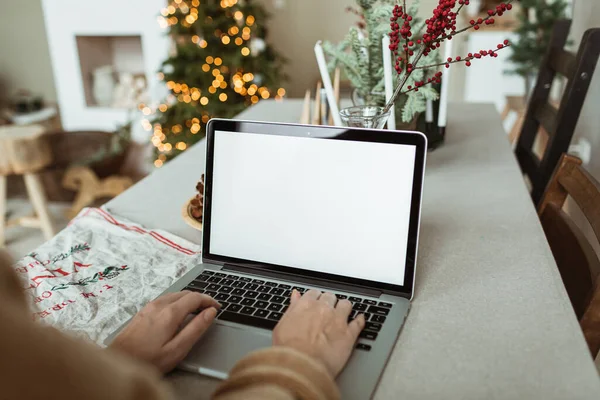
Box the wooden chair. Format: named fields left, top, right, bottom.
left=515, top=20, right=600, bottom=206
left=500, top=95, right=527, bottom=145
left=538, top=154, right=600, bottom=358
left=0, top=124, right=56, bottom=246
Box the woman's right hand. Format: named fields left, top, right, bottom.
left=272, top=289, right=365, bottom=377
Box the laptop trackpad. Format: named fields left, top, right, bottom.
left=179, top=322, right=272, bottom=378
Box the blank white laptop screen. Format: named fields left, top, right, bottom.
left=209, top=130, right=417, bottom=286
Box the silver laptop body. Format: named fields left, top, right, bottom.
left=109, top=119, right=427, bottom=400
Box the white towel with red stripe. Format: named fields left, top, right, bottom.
left=13, top=208, right=201, bottom=344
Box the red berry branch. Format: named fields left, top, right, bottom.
left=383, top=0, right=515, bottom=114
left=403, top=71, right=444, bottom=95
left=414, top=40, right=511, bottom=70
left=389, top=1, right=415, bottom=72
left=436, top=1, right=514, bottom=39
left=402, top=0, right=411, bottom=66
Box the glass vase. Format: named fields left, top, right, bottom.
left=339, top=106, right=391, bottom=129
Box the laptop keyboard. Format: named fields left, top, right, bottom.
left=182, top=270, right=393, bottom=351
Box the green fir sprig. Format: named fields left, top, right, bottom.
left=323, top=0, right=440, bottom=123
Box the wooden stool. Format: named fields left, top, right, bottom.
left=0, top=124, right=56, bottom=246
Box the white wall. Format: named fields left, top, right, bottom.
left=257, top=0, right=354, bottom=97
left=0, top=0, right=57, bottom=102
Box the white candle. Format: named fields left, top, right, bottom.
left=426, top=100, right=433, bottom=123
left=320, top=88, right=328, bottom=125
left=438, top=40, right=452, bottom=128
left=314, top=41, right=343, bottom=126
left=382, top=36, right=396, bottom=130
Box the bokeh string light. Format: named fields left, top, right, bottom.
left=152, top=0, right=286, bottom=166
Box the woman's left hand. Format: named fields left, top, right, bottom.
left=110, top=291, right=220, bottom=373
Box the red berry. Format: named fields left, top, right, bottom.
left=497, top=44, right=503, bottom=49
left=456, top=56, right=462, bottom=61
left=504, top=39, right=509, bottom=45
left=507, top=3, right=512, bottom=10
left=466, top=61, right=471, bottom=67
left=445, top=64, right=450, bottom=68
left=474, top=25, right=480, bottom=30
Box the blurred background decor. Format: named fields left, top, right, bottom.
left=325, top=0, right=515, bottom=154
left=2, top=90, right=59, bottom=128
left=323, top=0, right=441, bottom=129
left=40, top=125, right=139, bottom=204
left=182, top=174, right=205, bottom=231
left=41, top=0, right=169, bottom=143
left=150, top=0, right=287, bottom=164
left=508, top=0, right=573, bottom=97
left=92, top=65, right=117, bottom=107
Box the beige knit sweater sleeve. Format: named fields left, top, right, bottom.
left=0, top=253, right=339, bottom=400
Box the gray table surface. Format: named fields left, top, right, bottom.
left=106, top=100, right=600, bottom=399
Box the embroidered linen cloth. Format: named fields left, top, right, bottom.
left=13, top=208, right=200, bottom=345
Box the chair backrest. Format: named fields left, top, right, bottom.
left=515, top=20, right=600, bottom=206
left=538, top=154, right=600, bottom=358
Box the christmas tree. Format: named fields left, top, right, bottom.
left=150, top=0, right=286, bottom=166
left=507, top=0, right=571, bottom=94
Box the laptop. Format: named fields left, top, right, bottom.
left=110, top=119, right=427, bottom=399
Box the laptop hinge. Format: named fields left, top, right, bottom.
left=222, top=263, right=382, bottom=297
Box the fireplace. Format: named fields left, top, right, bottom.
left=42, top=0, right=169, bottom=141
left=75, top=35, right=147, bottom=108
